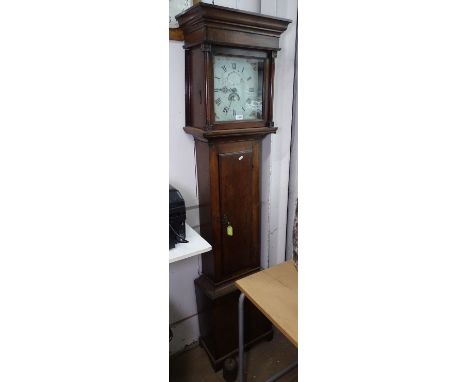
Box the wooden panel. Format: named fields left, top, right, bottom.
left=176, top=3, right=291, bottom=52
left=206, top=28, right=279, bottom=50
left=267, top=51, right=276, bottom=126
left=195, top=140, right=215, bottom=278
left=194, top=137, right=265, bottom=284
left=235, top=260, right=298, bottom=347
left=212, top=47, right=268, bottom=59
left=189, top=48, right=207, bottom=128
left=195, top=279, right=272, bottom=370
left=217, top=140, right=259, bottom=279
left=209, top=143, right=223, bottom=280
left=219, top=150, right=253, bottom=275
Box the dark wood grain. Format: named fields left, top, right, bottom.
left=188, top=48, right=207, bottom=128
left=203, top=44, right=214, bottom=130
left=267, top=51, right=276, bottom=126
left=193, top=138, right=265, bottom=284
left=195, top=277, right=272, bottom=371
left=218, top=141, right=256, bottom=277
left=184, top=49, right=192, bottom=126
left=195, top=140, right=214, bottom=279
left=183, top=126, right=277, bottom=140
left=176, top=2, right=291, bottom=50
left=178, top=3, right=291, bottom=370
left=178, top=4, right=290, bottom=133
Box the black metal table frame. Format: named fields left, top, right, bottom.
left=238, top=293, right=298, bottom=382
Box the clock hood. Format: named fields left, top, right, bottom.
left=175, top=2, right=292, bottom=51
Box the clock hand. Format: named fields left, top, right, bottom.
left=228, top=92, right=240, bottom=102
left=214, top=86, right=231, bottom=94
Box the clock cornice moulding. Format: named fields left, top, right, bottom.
left=176, top=3, right=291, bottom=50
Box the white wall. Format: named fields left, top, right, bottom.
left=169, top=41, right=199, bottom=224
left=263, top=0, right=298, bottom=266
left=169, top=40, right=201, bottom=355
left=169, top=0, right=297, bottom=354
left=286, top=24, right=298, bottom=260
left=202, top=0, right=260, bottom=13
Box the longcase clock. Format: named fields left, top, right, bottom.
left=176, top=3, right=291, bottom=371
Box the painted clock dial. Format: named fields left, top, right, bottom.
left=213, top=55, right=264, bottom=122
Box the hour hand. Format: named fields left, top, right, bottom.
left=214, top=86, right=230, bottom=94
left=214, top=86, right=239, bottom=94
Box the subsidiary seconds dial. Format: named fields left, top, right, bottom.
left=213, top=55, right=263, bottom=122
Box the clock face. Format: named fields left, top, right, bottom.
left=169, top=0, right=191, bottom=28
left=213, top=55, right=264, bottom=122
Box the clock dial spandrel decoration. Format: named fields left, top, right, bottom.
left=213, top=55, right=264, bottom=122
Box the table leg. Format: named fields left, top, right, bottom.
left=238, top=292, right=245, bottom=382
left=264, top=360, right=298, bottom=382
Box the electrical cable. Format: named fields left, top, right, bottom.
left=169, top=223, right=189, bottom=244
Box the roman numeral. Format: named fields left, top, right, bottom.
left=247, top=76, right=252, bottom=81
left=215, top=98, right=221, bottom=106
left=214, top=76, right=220, bottom=79
left=232, top=63, right=236, bottom=69
left=233, top=109, right=236, bottom=117
left=242, top=106, right=245, bottom=111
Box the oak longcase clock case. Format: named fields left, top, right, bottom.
left=176, top=3, right=291, bottom=370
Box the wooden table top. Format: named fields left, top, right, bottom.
left=235, top=260, right=298, bottom=347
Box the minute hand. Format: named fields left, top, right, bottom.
left=214, top=87, right=237, bottom=94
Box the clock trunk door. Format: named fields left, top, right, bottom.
left=217, top=141, right=260, bottom=279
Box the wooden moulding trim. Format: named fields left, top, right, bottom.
left=183, top=38, right=280, bottom=52
left=183, top=126, right=278, bottom=140
left=176, top=3, right=291, bottom=34
left=180, top=26, right=283, bottom=51
left=195, top=267, right=262, bottom=300
left=183, top=23, right=285, bottom=41
left=195, top=276, right=237, bottom=300
left=180, top=21, right=285, bottom=51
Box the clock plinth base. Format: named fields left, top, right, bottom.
left=195, top=275, right=273, bottom=371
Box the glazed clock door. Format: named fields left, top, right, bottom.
left=213, top=55, right=264, bottom=122
left=217, top=141, right=260, bottom=279
left=209, top=47, right=270, bottom=130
